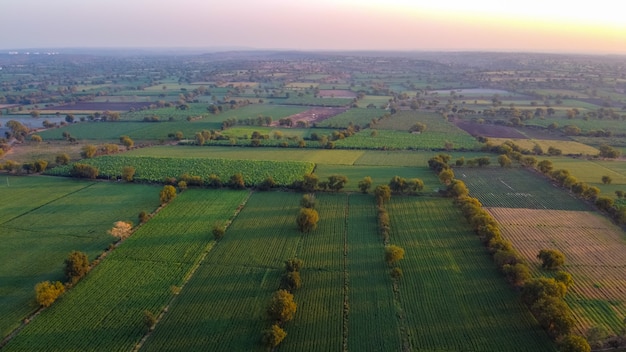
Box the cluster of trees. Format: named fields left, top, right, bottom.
left=292, top=173, right=348, bottom=193
left=69, top=163, right=99, bottom=179
left=521, top=275, right=577, bottom=339
left=388, top=176, right=424, bottom=194
left=262, top=258, right=303, bottom=349
left=428, top=154, right=469, bottom=198
left=35, top=250, right=91, bottom=307
left=296, top=194, right=319, bottom=233
left=376, top=186, right=391, bottom=243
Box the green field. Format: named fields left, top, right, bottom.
left=46, top=155, right=315, bottom=186
left=3, top=189, right=249, bottom=352
left=334, top=129, right=479, bottom=150
left=460, top=167, right=590, bottom=210
left=548, top=157, right=626, bottom=197
left=0, top=176, right=160, bottom=338
left=315, top=108, right=387, bottom=128
left=387, top=197, right=555, bottom=351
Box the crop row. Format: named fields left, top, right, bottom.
left=46, top=155, right=315, bottom=186
left=460, top=167, right=589, bottom=210
left=387, top=197, right=554, bottom=351
left=3, top=189, right=248, bottom=351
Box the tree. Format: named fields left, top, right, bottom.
left=120, top=135, right=134, bottom=150
left=30, top=134, right=43, bottom=143
left=267, top=289, right=297, bottom=323
left=122, top=166, right=135, bottom=182
left=207, top=174, right=222, bottom=188
left=56, top=153, right=70, bottom=165
left=160, top=185, right=177, bottom=204
left=531, top=296, right=575, bottom=338
left=70, top=163, right=99, bottom=179
left=537, top=160, right=553, bottom=174
left=281, top=271, right=302, bottom=291
left=520, top=156, right=538, bottom=168
left=502, top=263, right=531, bottom=287
left=284, top=258, right=304, bottom=272
left=358, top=176, right=372, bottom=193
left=385, top=245, right=405, bottom=265
left=374, top=185, right=391, bottom=205
left=302, top=173, right=319, bottom=192
left=599, top=144, right=620, bottom=158
left=438, top=169, right=455, bottom=185
left=300, top=194, right=316, bottom=209
left=212, top=222, right=226, bottom=240
left=328, top=174, right=348, bottom=192
left=601, top=175, right=612, bottom=184
left=64, top=251, right=90, bottom=284
left=407, top=178, right=424, bottom=193
left=81, top=144, right=97, bottom=158
left=138, top=211, right=150, bottom=224
left=498, top=154, right=512, bottom=168
left=560, top=334, right=591, bottom=352
left=388, top=176, right=408, bottom=193
left=409, top=122, right=427, bottom=133
left=33, top=159, right=48, bottom=173
left=261, top=324, right=287, bottom=349
left=257, top=176, right=276, bottom=191
left=144, top=310, right=157, bottom=330
left=555, top=271, right=574, bottom=289
left=35, top=281, right=65, bottom=307
left=228, top=173, right=245, bottom=189
left=537, top=249, right=566, bottom=270
left=296, top=208, right=319, bottom=233
left=109, top=221, right=133, bottom=240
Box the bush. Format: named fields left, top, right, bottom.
left=385, top=245, right=405, bottom=265
left=261, top=324, right=287, bottom=349
left=267, top=289, right=297, bottom=323
left=296, top=208, right=319, bottom=233
left=64, top=251, right=90, bottom=284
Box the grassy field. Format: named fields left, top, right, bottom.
left=334, top=129, right=479, bottom=150
left=488, top=208, right=626, bottom=335
left=315, top=108, right=387, bottom=128
left=548, top=157, right=626, bottom=197
left=460, top=167, right=590, bottom=210
left=0, top=177, right=160, bottom=338
left=387, top=197, right=555, bottom=351
left=3, top=189, right=249, bottom=351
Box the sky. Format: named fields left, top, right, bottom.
left=2, top=0, right=625, bottom=54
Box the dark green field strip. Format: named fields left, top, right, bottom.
left=354, top=150, right=495, bottom=167
left=0, top=176, right=94, bottom=225
left=333, top=129, right=479, bottom=150
left=347, top=194, right=402, bottom=351
left=388, top=197, right=556, bottom=352
left=141, top=265, right=281, bottom=352
left=2, top=189, right=247, bottom=351
left=460, top=167, right=590, bottom=210
left=279, top=270, right=344, bottom=352
left=298, top=193, right=346, bottom=271
left=202, top=192, right=302, bottom=269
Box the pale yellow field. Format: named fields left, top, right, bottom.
left=488, top=138, right=599, bottom=155
left=487, top=207, right=626, bottom=334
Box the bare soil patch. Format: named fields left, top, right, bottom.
left=487, top=207, right=626, bottom=332
left=453, top=119, right=526, bottom=139
left=41, top=102, right=155, bottom=112
left=276, top=107, right=348, bottom=126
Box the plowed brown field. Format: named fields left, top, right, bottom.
left=487, top=207, right=626, bottom=334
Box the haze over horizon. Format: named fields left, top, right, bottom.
left=2, top=0, right=624, bottom=55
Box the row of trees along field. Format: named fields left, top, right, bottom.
left=428, top=153, right=591, bottom=351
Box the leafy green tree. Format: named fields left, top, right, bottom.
left=498, top=154, right=512, bottom=168
left=407, top=178, right=424, bottom=193
left=81, top=144, right=97, bottom=158
left=159, top=185, right=177, bottom=204
left=521, top=277, right=567, bottom=306
left=284, top=258, right=304, bottom=272
left=257, top=176, right=276, bottom=191
left=531, top=296, right=575, bottom=337
left=35, top=281, right=65, bottom=307
left=228, top=173, right=245, bottom=189
left=261, top=324, right=287, bottom=349
left=296, top=208, right=319, bottom=233
left=385, top=245, right=405, bottom=265
left=138, top=211, right=150, bottom=224
left=70, top=163, right=99, bottom=179
left=122, top=166, right=135, bottom=182
left=267, top=289, right=297, bottom=323
left=520, top=156, right=538, bottom=168
left=30, top=134, right=43, bottom=143
left=212, top=222, right=226, bottom=240
left=554, top=271, right=574, bottom=289
left=302, top=173, right=318, bottom=192
left=33, top=159, right=48, bottom=173
left=438, top=169, right=455, bottom=185
left=281, top=271, right=302, bottom=291
left=409, top=122, right=426, bottom=133
left=328, top=174, right=348, bottom=192
left=144, top=310, right=157, bottom=330
left=358, top=176, right=372, bottom=193
left=599, top=144, right=620, bottom=158
left=374, top=185, right=391, bottom=205
left=388, top=176, right=407, bottom=193
left=300, top=194, right=316, bottom=209
left=537, top=160, right=553, bottom=174
left=64, top=251, right=90, bottom=284
left=560, top=334, right=591, bottom=352
left=537, top=249, right=566, bottom=270
left=207, top=174, right=222, bottom=188
left=502, top=263, right=531, bottom=287
left=56, top=153, right=70, bottom=165
left=601, top=175, right=612, bottom=184
left=119, top=135, right=134, bottom=150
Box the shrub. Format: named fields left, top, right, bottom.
left=35, top=281, right=65, bottom=307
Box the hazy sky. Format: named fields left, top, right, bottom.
left=2, top=0, right=624, bottom=54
